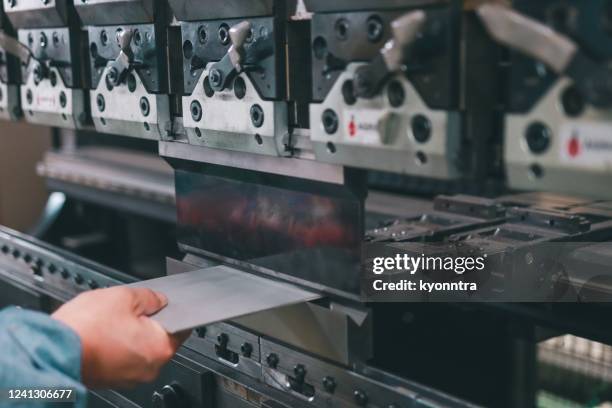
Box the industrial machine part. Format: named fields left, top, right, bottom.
left=171, top=0, right=303, bottom=156
left=162, top=140, right=367, bottom=300
left=2, top=0, right=87, bottom=128
left=368, top=198, right=612, bottom=302
left=538, top=335, right=612, bottom=404
left=308, top=0, right=463, bottom=177
left=0, top=225, right=479, bottom=408
left=77, top=0, right=172, bottom=140
left=36, top=145, right=176, bottom=223
left=478, top=1, right=612, bottom=199
left=0, top=4, right=20, bottom=121
left=366, top=194, right=506, bottom=243
left=0, top=33, right=20, bottom=120
left=1, top=1, right=612, bottom=407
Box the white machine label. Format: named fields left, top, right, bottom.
left=559, top=122, right=612, bottom=167
left=343, top=109, right=382, bottom=145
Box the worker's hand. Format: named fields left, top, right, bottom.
left=52, top=287, right=189, bottom=388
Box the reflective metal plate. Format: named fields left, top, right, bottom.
left=130, top=265, right=321, bottom=333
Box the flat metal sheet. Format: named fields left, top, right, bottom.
left=129, top=265, right=321, bottom=333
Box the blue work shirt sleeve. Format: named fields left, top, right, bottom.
left=0, top=307, right=87, bottom=408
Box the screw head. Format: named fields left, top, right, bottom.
left=96, top=94, right=105, bottom=112
left=335, top=18, right=350, bottom=40
left=197, top=25, right=207, bottom=44
left=217, top=333, right=229, bottom=347
left=140, top=97, right=150, bottom=117
left=133, top=29, right=142, bottom=46
left=353, top=389, right=369, bottom=406
left=100, top=30, right=109, bottom=46
left=30, top=264, right=41, bottom=275
left=240, top=342, right=253, bottom=357
left=525, top=122, right=551, bottom=155
left=367, top=15, right=384, bottom=42
left=39, top=32, right=48, bottom=48
left=387, top=80, right=405, bottom=107
left=293, top=364, right=306, bottom=382
left=209, top=69, right=223, bottom=88
left=218, top=24, right=230, bottom=45
left=322, top=109, right=339, bottom=134
left=322, top=376, right=336, bottom=393
left=266, top=353, right=279, bottom=368
left=59, top=91, right=67, bottom=108
left=190, top=100, right=202, bottom=122
left=412, top=114, right=432, bottom=143
left=250, top=104, right=264, bottom=128
left=107, top=67, right=119, bottom=86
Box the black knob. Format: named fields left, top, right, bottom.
left=354, top=389, right=368, bottom=406
left=217, top=333, right=229, bottom=348
left=29, top=257, right=42, bottom=274
left=266, top=353, right=279, bottom=368
left=293, top=364, right=306, bottom=382
left=322, top=376, right=336, bottom=393
left=240, top=342, right=253, bottom=357
left=196, top=327, right=206, bottom=338
left=152, top=384, right=184, bottom=408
